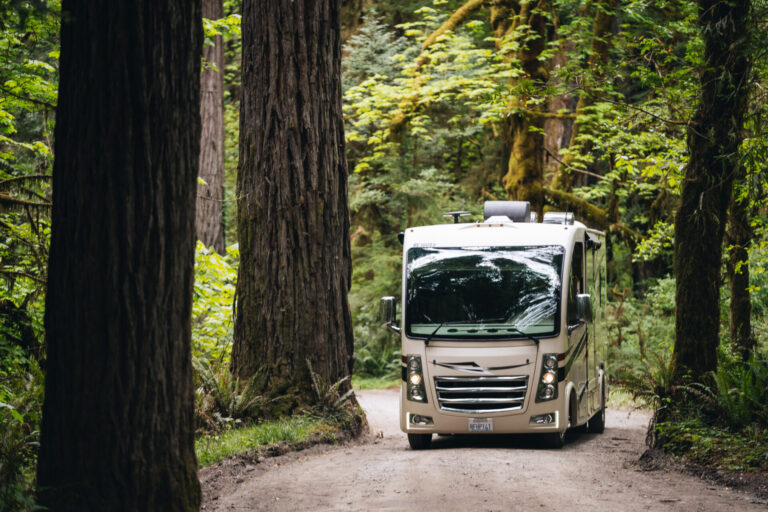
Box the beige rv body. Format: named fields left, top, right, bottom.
left=396, top=213, right=608, bottom=443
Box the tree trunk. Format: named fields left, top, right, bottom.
left=232, top=0, right=355, bottom=415
left=196, top=0, right=226, bottom=253
left=727, top=178, right=755, bottom=360
left=672, top=0, right=751, bottom=381
left=37, top=2, right=202, bottom=511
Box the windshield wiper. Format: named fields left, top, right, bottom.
left=505, top=327, right=539, bottom=345
left=423, top=318, right=507, bottom=345
left=424, top=321, right=446, bottom=346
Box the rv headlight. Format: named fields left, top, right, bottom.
left=405, top=355, right=428, bottom=403
left=536, top=353, right=559, bottom=402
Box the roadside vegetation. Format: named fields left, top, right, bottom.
left=608, top=255, right=768, bottom=473
left=196, top=416, right=333, bottom=467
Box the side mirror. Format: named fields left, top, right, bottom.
left=576, top=294, right=592, bottom=323
left=380, top=296, right=401, bottom=334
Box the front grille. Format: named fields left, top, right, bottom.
left=434, top=376, right=528, bottom=414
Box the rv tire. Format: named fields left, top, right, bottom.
left=587, top=383, right=606, bottom=434
left=545, top=429, right=566, bottom=449
left=408, top=433, right=432, bottom=450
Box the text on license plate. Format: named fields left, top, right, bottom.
left=468, top=417, right=493, bottom=433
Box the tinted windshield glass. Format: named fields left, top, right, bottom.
left=406, top=246, right=564, bottom=339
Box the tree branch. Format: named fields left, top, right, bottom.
left=0, top=269, right=46, bottom=284
left=415, top=0, right=486, bottom=70
left=543, top=147, right=606, bottom=181
left=542, top=186, right=639, bottom=241
left=0, top=174, right=53, bottom=185
left=0, top=192, right=52, bottom=207
left=390, top=0, right=487, bottom=136
left=0, top=84, right=56, bottom=110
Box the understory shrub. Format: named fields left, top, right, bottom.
left=193, top=357, right=263, bottom=433
left=710, top=353, right=768, bottom=429
left=0, top=350, right=43, bottom=512
left=607, top=277, right=676, bottom=409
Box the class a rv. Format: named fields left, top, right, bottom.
left=380, top=201, right=608, bottom=449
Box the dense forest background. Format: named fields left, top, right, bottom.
left=2, top=0, right=768, bottom=509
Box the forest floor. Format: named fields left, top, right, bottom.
left=199, top=389, right=768, bottom=511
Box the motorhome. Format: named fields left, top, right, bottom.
left=381, top=201, right=608, bottom=449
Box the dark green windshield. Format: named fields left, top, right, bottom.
left=405, top=246, right=564, bottom=340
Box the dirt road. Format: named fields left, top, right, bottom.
left=201, top=389, right=767, bottom=511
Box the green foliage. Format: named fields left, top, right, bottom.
left=307, top=359, right=355, bottom=418
left=191, top=242, right=243, bottom=432
left=0, top=5, right=57, bottom=509
left=655, top=418, right=768, bottom=471
left=192, top=241, right=238, bottom=363
left=0, top=1, right=57, bottom=367
left=342, top=13, right=408, bottom=93
left=195, top=415, right=328, bottom=467
left=349, top=234, right=402, bottom=379
left=710, top=353, right=768, bottom=430
left=351, top=374, right=400, bottom=390
left=0, top=348, right=43, bottom=512
left=652, top=352, right=768, bottom=471
left=193, top=357, right=263, bottom=433
left=607, top=276, right=675, bottom=390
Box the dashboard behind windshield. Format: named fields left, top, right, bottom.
left=405, top=246, right=564, bottom=340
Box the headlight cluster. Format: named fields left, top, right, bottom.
left=536, top=353, right=559, bottom=402
left=405, top=355, right=428, bottom=403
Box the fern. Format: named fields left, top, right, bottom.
left=306, top=359, right=355, bottom=417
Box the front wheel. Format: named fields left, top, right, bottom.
left=544, top=429, right=566, bottom=449
left=408, top=433, right=432, bottom=450
left=587, top=386, right=606, bottom=434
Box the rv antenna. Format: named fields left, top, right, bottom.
left=443, top=211, right=471, bottom=224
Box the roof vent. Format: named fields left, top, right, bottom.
left=542, top=212, right=574, bottom=225
left=483, top=201, right=531, bottom=222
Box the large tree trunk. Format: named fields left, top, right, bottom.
left=232, top=0, right=355, bottom=415
left=727, top=178, right=755, bottom=360
left=196, top=0, right=226, bottom=253
left=37, top=2, right=202, bottom=511
left=672, top=0, right=751, bottom=381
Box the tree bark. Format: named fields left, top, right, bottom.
left=673, top=0, right=751, bottom=381
left=727, top=179, right=755, bottom=360
left=196, top=0, right=226, bottom=253
left=232, top=0, right=355, bottom=415
left=37, top=2, right=202, bottom=511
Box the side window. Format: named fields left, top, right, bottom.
left=567, top=241, right=584, bottom=325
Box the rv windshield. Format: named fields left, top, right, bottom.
left=405, top=246, right=564, bottom=340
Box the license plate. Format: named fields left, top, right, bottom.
left=468, top=417, right=493, bottom=433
